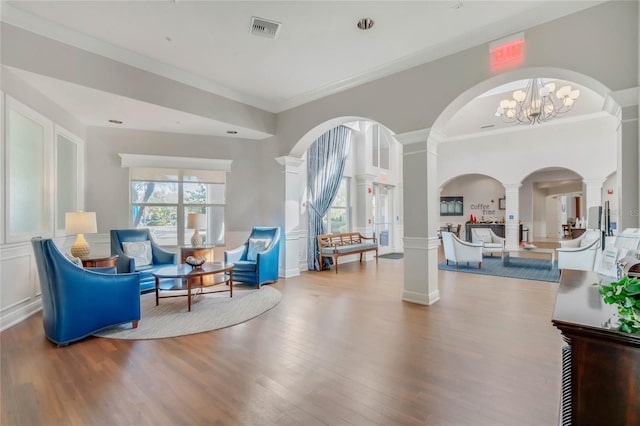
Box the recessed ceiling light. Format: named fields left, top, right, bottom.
left=226, top=130, right=238, bottom=135
left=108, top=119, right=123, bottom=124
left=357, top=18, right=374, bottom=30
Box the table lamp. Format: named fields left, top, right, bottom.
left=187, top=213, right=206, bottom=247
left=65, top=211, right=98, bottom=258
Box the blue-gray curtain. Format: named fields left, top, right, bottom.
left=307, top=126, right=351, bottom=271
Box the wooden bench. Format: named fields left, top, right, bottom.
left=317, top=232, right=378, bottom=273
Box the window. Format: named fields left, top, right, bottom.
left=371, top=124, right=390, bottom=170
left=322, top=178, right=350, bottom=234
left=130, top=168, right=226, bottom=247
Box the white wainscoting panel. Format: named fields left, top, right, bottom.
left=0, top=241, right=41, bottom=331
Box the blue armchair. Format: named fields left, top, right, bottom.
left=224, top=227, right=281, bottom=288
left=31, top=237, right=141, bottom=346
left=110, top=229, right=176, bottom=292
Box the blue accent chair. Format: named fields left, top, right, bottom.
left=110, top=229, right=177, bottom=292
left=224, top=227, right=281, bottom=288
left=31, top=237, right=141, bottom=346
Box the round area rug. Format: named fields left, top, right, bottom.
left=94, top=285, right=281, bottom=340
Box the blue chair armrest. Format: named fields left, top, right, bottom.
left=256, top=241, right=279, bottom=278
left=225, top=244, right=248, bottom=263
left=151, top=241, right=176, bottom=264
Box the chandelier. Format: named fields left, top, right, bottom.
left=495, top=78, right=580, bottom=125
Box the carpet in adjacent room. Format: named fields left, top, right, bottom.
left=438, top=256, right=560, bottom=283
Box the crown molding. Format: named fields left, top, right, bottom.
left=0, top=3, right=277, bottom=113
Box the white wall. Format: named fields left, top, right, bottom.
left=438, top=115, right=617, bottom=189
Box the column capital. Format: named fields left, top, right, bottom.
left=503, top=183, right=522, bottom=192
left=394, top=128, right=430, bottom=145
left=275, top=156, right=304, bottom=170
left=355, top=173, right=377, bottom=185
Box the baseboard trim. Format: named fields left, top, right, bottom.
left=402, top=289, right=440, bottom=306
left=0, top=298, right=42, bottom=332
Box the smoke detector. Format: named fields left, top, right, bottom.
left=250, top=17, right=281, bottom=39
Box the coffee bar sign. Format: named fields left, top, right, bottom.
left=470, top=202, right=496, bottom=217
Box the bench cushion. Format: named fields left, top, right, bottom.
left=321, top=243, right=377, bottom=255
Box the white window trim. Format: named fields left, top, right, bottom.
left=119, top=153, right=232, bottom=171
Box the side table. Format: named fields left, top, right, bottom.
left=180, top=245, right=216, bottom=263
left=80, top=254, right=118, bottom=268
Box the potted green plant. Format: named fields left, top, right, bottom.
left=597, top=276, right=640, bottom=335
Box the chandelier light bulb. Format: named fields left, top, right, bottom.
left=500, top=99, right=510, bottom=108
left=513, top=90, right=526, bottom=102
left=544, top=82, right=556, bottom=93
left=570, top=89, right=580, bottom=99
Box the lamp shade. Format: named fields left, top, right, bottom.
left=186, top=213, right=206, bottom=230
left=65, top=212, right=98, bottom=234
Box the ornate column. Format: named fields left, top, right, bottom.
left=503, top=183, right=521, bottom=249
left=396, top=128, right=440, bottom=305
left=275, top=156, right=306, bottom=277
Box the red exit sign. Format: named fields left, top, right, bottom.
left=490, top=33, right=525, bottom=72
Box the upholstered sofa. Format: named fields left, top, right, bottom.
left=31, top=237, right=141, bottom=345
left=442, top=231, right=483, bottom=269
left=471, top=228, right=506, bottom=257
left=224, top=227, right=281, bottom=288
left=110, top=229, right=177, bottom=292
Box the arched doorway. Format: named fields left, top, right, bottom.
left=280, top=118, right=402, bottom=276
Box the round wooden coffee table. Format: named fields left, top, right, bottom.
left=152, top=262, right=234, bottom=312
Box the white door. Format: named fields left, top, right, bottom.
left=373, top=184, right=393, bottom=255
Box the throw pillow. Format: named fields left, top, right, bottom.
left=122, top=241, right=153, bottom=269
left=474, top=229, right=492, bottom=244
left=247, top=238, right=271, bottom=262
left=65, top=253, right=83, bottom=267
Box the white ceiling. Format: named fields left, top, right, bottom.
left=2, top=1, right=606, bottom=138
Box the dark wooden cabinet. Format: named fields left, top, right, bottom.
left=552, top=270, right=640, bottom=425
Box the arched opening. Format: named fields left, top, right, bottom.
left=439, top=173, right=504, bottom=241
left=520, top=167, right=584, bottom=241
left=283, top=117, right=402, bottom=274
left=431, top=67, right=620, bottom=251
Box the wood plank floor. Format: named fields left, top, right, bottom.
left=1, top=252, right=563, bottom=426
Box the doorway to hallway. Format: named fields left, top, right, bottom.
left=373, top=183, right=394, bottom=255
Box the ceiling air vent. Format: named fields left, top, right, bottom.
left=250, top=17, right=281, bottom=39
